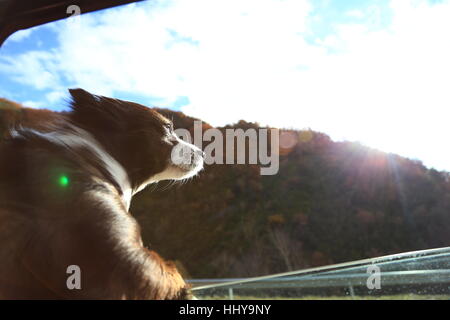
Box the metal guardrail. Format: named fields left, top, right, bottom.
left=189, top=270, right=450, bottom=289
left=188, top=246, right=450, bottom=299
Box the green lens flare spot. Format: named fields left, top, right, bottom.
left=58, top=175, right=70, bottom=187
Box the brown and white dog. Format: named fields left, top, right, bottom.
left=0, top=89, right=203, bottom=299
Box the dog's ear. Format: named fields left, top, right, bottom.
left=68, top=88, right=127, bottom=131
left=69, top=88, right=107, bottom=115
left=69, top=88, right=98, bottom=105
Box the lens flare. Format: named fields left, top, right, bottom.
left=58, top=175, right=69, bottom=187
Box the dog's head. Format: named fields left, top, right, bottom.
left=68, top=89, right=204, bottom=193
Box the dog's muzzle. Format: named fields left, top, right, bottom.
left=170, top=139, right=204, bottom=178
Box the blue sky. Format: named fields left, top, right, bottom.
left=0, top=0, right=404, bottom=109
left=1, top=0, right=450, bottom=171
left=0, top=0, right=394, bottom=110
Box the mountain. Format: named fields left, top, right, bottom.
left=135, top=108, right=450, bottom=278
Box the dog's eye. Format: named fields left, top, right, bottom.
left=164, top=123, right=173, bottom=131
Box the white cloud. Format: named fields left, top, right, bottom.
left=2, top=0, right=450, bottom=170
left=45, top=90, right=67, bottom=103
left=6, top=28, right=34, bottom=42
left=346, top=9, right=365, bottom=18
left=22, top=100, right=44, bottom=108
left=0, top=51, right=60, bottom=89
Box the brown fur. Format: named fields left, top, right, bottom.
left=0, top=89, right=198, bottom=299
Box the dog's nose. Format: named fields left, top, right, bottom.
left=196, top=149, right=205, bottom=158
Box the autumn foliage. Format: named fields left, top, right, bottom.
left=136, top=108, right=450, bottom=278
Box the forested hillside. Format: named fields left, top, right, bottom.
left=2, top=99, right=450, bottom=279
left=133, top=108, right=450, bottom=278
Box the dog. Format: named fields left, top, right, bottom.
left=0, top=89, right=204, bottom=299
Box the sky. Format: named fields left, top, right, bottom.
left=1, top=0, right=450, bottom=171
